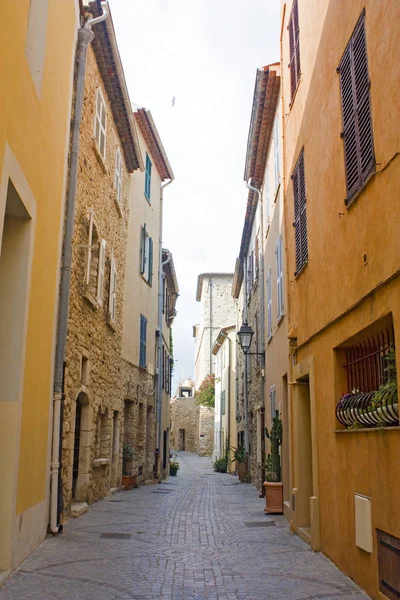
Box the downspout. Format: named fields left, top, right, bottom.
left=245, top=179, right=265, bottom=493
left=227, top=335, right=231, bottom=467
left=243, top=256, right=249, bottom=459
left=156, top=179, right=173, bottom=478
left=209, top=278, right=213, bottom=375
left=50, top=3, right=109, bottom=534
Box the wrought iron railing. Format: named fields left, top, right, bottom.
left=336, top=388, right=398, bottom=428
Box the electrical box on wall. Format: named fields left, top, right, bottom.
left=355, top=494, right=373, bottom=553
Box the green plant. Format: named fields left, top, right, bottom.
left=231, top=445, right=246, bottom=464
left=122, top=442, right=135, bottom=476
left=264, top=410, right=282, bottom=482
left=213, top=457, right=228, bottom=473
left=169, top=459, right=180, bottom=476
left=195, top=374, right=215, bottom=408
left=370, top=349, right=398, bottom=410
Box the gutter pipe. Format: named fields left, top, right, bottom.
left=243, top=256, right=249, bottom=459
left=245, top=179, right=265, bottom=492
left=50, top=3, right=109, bottom=535
left=156, top=178, right=173, bottom=478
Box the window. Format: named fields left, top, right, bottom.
left=139, top=315, right=147, bottom=368
left=94, top=88, right=107, bottom=160
left=288, top=0, right=301, bottom=101
left=255, top=235, right=260, bottom=280
left=292, top=149, right=308, bottom=276
left=270, top=385, right=276, bottom=421
left=274, top=115, right=280, bottom=193
left=267, top=267, right=272, bottom=340
left=115, top=147, right=122, bottom=204
left=338, top=11, right=374, bottom=203
left=140, top=224, right=153, bottom=285
left=85, top=208, right=106, bottom=306
left=144, top=153, right=152, bottom=202
left=265, top=166, right=270, bottom=228
left=276, top=235, right=284, bottom=320
left=108, top=252, right=117, bottom=323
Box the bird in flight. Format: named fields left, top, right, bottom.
left=171, top=96, right=176, bottom=107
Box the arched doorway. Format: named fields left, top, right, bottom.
left=72, top=391, right=91, bottom=502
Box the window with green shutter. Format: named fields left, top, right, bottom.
left=288, top=0, right=301, bottom=102
left=139, top=315, right=147, bottom=368
left=338, top=10, right=374, bottom=204
left=144, top=153, right=152, bottom=202
left=292, top=148, right=308, bottom=276
left=221, top=391, right=226, bottom=416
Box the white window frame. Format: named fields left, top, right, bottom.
left=94, top=87, right=107, bottom=160
left=97, top=238, right=106, bottom=306
left=108, top=251, right=117, bottom=322
left=274, top=114, right=280, bottom=193
left=267, top=266, right=272, bottom=340
left=115, top=146, right=122, bottom=203
left=276, top=235, right=284, bottom=320
left=85, top=207, right=94, bottom=286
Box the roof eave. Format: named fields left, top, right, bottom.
left=135, top=109, right=174, bottom=182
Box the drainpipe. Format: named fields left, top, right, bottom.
left=209, top=278, right=213, bottom=375
left=156, top=179, right=173, bottom=478
left=227, top=335, right=231, bottom=466
left=245, top=179, right=265, bottom=493
left=50, top=3, right=109, bottom=535
left=243, top=256, right=249, bottom=459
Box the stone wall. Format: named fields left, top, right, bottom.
left=61, top=45, right=131, bottom=517
left=170, top=397, right=199, bottom=454
left=198, top=406, right=215, bottom=456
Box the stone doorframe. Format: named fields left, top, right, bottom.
left=72, top=389, right=92, bottom=503
left=290, top=355, right=321, bottom=551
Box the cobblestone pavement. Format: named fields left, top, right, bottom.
left=0, top=452, right=369, bottom=600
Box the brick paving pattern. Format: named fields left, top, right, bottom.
left=0, top=453, right=369, bottom=599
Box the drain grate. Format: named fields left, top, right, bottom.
left=244, top=521, right=276, bottom=528
left=151, top=490, right=173, bottom=494
left=223, top=483, right=239, bottom=486
left=100, top=533, right=131, bottom=539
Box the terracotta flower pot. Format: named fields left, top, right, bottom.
left=263, top=481, right=283, bottom=514
left=122, top=474, right=136, bottom=490
left=237, top=462, right=247, bottom=482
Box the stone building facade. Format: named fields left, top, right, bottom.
left=121, top=108, right=175, bottom=484
left=61, top=9, right=142, bottom=516
left=170, top=380, right=199, bottom=453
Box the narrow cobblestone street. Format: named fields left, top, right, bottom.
left=0, top=453, right=369, bottom=600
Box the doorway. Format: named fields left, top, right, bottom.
left=178, top=428, right=185, bottom=451
left=72, top=399, right=82, bottom=498
left=296, top=375, right=313, bottom=535
left=282, top=374, right=290, bottom=507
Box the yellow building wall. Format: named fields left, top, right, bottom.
left=281, top=1, right=400, bottom=597
left=0, top=0, right=78, bottom=571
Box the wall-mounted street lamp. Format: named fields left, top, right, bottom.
left=237, top=322, right=265, bottom=357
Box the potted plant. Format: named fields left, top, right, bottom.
left=263, top=410, right=283, bottom=514
left=169, top=457, right=180, bottom=476
left=122, top=442, right=137, bottom=490
left=232, top=445, right=247, bottom=482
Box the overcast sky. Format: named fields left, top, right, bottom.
left=109, top=0, right=280, bottom=391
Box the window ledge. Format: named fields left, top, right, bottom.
left=335, top=426, right=400, bottom=434
left=277, top=313, right=284, bottom=327
left=93, top=458, right=110, bottom=467
left=83, top=287, right=100, bottom=310
left=144, top=193, right=151, bottom=205
left=273, top=182, right=281, bottom=203
left=345, top=170, right=375, bottom=209
left=113, top=191, right=123, bottom=218
left=106, top=315, right=116, bottom=332
left=289, top=75, right=302, bottom=111
left=92, top=138, right=108, bottom=174
left=141, top=274, right=152, bottom=287
left=294, top=261, right=308, bottom=279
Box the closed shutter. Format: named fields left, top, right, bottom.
left=109, top=252, right=117, bottom=321
left=148, top=237, right=153, bottom=285
left=145, top=154, right=152, bottom=201
left=276, top=236, right=284, bottom=318
left=140, top=224, right=146, bottom=274
left=139, top=315, right=147, bottom=368
left=338, top=11, right=374, bottom=203
left=97, top=239, right=106, bottom=306
left=292, top=149, right=308, bottom=275
left=270, top=386, right=276, bottom=421
left=85, top=207, right=94, bottom=285
left=288, top=0, right=301, bottom=101
left=161, top=347, right=164, bottom=390
left=267, top=267, right=272, bottom=339
left=221, top=391, right=226, bottom=415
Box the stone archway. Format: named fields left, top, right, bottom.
left=72, top=391, right=92, bottom=502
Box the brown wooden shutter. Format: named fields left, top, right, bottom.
left=339, top=11, right=374, bottom=203
left=292, top=149, right=308, bottom=275
left=288, top=0, right=301, bottom=101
